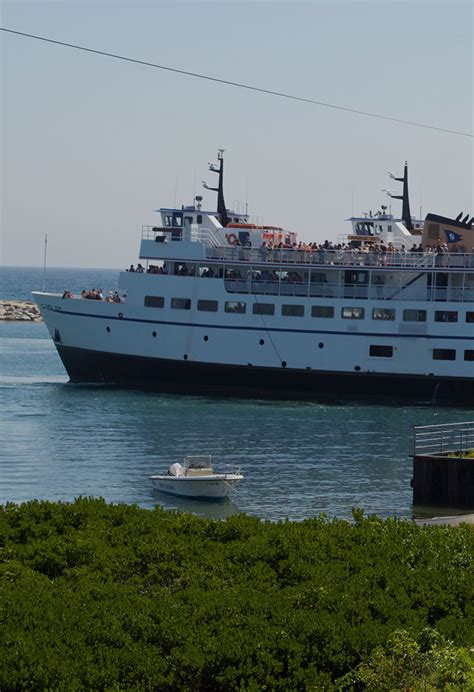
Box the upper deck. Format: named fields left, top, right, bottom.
left=140, top=226, right=474, bottom=271
left=138, top=152, right=473, bottom=274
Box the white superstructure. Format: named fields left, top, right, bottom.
left=34, top=152, right=474, bottom=404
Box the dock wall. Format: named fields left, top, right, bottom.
left=413, top=454, right=474, bottom=509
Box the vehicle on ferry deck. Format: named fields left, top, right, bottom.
left=33, top=151, right=474, bottom=404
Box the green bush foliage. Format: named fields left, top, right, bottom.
left=340, top=627, right=474, bottom=690
left=0, top=499, right=473, bottom=689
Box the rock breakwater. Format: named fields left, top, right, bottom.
left=0, top=300, right=43, bottom=322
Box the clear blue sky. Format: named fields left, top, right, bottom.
left=1, top=0, right=472, bottom=268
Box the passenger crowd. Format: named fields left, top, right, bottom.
left=258, top=239, right=470, bottom=261
left=128, top=263, right=168, bottom=274
left=112, top=239, right=474, bottom=292
left=61, top=289, right=125, bottom=302
left=214, top=239, right=474, bottom=268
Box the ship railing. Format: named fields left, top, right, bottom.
left=194, top=227, right=221, bottom=247
left=223, top=280, right=374, bottom=299
left=414, top=422, right=474, bottom=457
left=141, top=225, right=220, bottom=247
left=142, top=225, right=176, bottom=241
left=205, top=246, right=474, bottom=269
left=222, top=279, right=474, bottom=302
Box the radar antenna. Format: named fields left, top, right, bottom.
left=202, top=149, right=229, bottom=227
left=387, top=162, right=413, bottom=231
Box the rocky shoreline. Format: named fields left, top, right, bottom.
left=0, top=300, right=43, bottom=322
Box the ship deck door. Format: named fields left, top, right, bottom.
left=344, top=270, right=369, bottom=299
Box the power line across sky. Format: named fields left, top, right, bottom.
left=1, top=26, right=472, bottom=139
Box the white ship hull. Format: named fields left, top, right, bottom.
left=150, top=475, right=242, bottom=499
left=34, top=274, right=474, bottom=404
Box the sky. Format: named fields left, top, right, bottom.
left=1, top=0, right=473, bottom=269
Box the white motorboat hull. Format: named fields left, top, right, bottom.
left=150, top=474, right=242, bottom=499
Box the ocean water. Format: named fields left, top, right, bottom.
left=0, top=265, right=120, bottom=301
left=1, top=267, right=471, bottom=521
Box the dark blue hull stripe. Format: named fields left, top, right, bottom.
left=56, top=344, right=474, bottom=404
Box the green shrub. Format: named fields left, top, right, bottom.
left=0, top=499, right=473, bottom=689
left=338, top=627, right=474, bottom=690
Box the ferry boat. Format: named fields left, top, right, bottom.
left=33, top=151, right=474, bottom=404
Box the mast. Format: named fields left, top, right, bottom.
left=42, top=233, right=48, bottom=291
left=390, top=162, right=413, bottom=231
left=203, top=149, right=229, bottom=227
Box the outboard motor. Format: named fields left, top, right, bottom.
left=168, top=462, right=184, bottom=477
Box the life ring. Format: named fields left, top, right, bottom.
left=226, top=233, right=238, bottom=246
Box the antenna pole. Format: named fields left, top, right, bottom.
left=42, top=233, right=48, bottom=291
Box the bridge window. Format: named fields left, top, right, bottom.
left=282, top=304, right=304, bottom=317
left=369, top=345, right=393, bottom=357
left=253, top=303, right=275, bottom=316
left=435, top=311, right=458, bottom=322
left=225, top=301, right=246, bottom=314
left=372, top=308, right=395, bottom=320
left=432, top=349, right=456, bottom=361
left=197, top=300, right=218, bottom=312
left=355, top=222, right=374, bottom=236
left=464, top=350, right=474, bottom=361
left=312, top=306, right=334, bottom=318
left=466, top=312, right=474, bottom=323
left=171, top=298, right=191, bottom=310
left=403, top=309, right=426, bottom=322
left=144, top=296, right=164, bottom=308
left=342, top=307, right=365, bottom=319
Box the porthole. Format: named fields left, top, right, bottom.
left=354, top=365, right=361, bottom=372
left=183, top=354, right=188, bottom=360
left=203, top=335, right=209, bottom=342
left=318, top=342, right=324, bottom=349
left=118, top=312, right=123, bottom=319
left=259, top=339, right=265, bottom=345
left=152, top=331, right=157, bottom=337
left=282, top=361, right=287, bottom=368
left=106, top=326, right=111, bottom=333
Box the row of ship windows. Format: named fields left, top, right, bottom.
left=369, top=346, right=474, bottom=361
left=144, top=296, right=474, bottom=323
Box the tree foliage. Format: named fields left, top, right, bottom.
left=0, top=499, right=473, bottom=689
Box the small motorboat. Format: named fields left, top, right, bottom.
left=150, top=455, right=244, bottom=499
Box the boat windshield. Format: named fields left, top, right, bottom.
left=184, top=455, right=213, bottom=470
